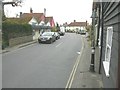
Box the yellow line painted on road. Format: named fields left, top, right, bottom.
left=65, top=36, right=84, bottom=89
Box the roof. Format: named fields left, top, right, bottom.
left=20, top=13, right=44, bottom=23
left=45, top=16, right=55, bottom=27
left=68, top=22, right=87, bottom=27
left=45, top=17, right=53, bottom=24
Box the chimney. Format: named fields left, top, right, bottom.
left=20, top=12, right=22, bottom=18
left=30, top=7, right=33, bottom=13
left=86, top=20, right=88, bottom=26
left=44, top=8, right=46, bottom=17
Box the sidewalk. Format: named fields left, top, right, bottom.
left=1, top=40, right=37, bottom=54
left=71, top=36, right=103, bottom=88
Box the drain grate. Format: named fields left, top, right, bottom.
left=82, top=85, right=86, bottom=87
left=80, top=71, right=88, bottom=73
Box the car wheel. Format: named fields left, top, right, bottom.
left=38, top=39, right=41, bottom=44
left=49, top=39, right=52, bottom=44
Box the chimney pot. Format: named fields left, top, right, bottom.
left=30, top=8, right=33, bottom=13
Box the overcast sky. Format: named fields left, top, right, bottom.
left=4, top=0, right=93, bottom=24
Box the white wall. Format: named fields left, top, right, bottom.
left=67, top=26, right=86, bottom=32
left=29, top=17, right=38, bottom=25
left=33, top=30, right=40, bottom=40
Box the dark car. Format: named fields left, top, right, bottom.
left=76, top=30, right=86, bottom=35
left=54, top=32, right=60, bottom=40
left=38, top=32, right=56, bottom=44
left=80, top=30, right=86, bottom=35
left=58, top=31, right=65, bottom=36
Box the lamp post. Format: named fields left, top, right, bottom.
left=90, top=10, right=98, bottom=72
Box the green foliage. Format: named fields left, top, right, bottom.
left=2, top=20, right=32, bottom=49
left=56, top=22, right=60, bottom=31
left=51, top=27, right=57, bottom=32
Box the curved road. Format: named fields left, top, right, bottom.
left=2, top=33, right=83, bottom=88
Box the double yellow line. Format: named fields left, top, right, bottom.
left=65, top=36, right=84, bottom=89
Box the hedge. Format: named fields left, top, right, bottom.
left=2, top=21, right=32, bottom=49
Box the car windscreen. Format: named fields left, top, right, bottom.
left=42, top=32, right=52, bottom=36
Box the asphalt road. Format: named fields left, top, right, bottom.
left=2, top=33, right=83, bottom=88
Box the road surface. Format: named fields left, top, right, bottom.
left=2, top=33, right=83, bottom=88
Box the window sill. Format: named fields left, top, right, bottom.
left=103, top=61, right=110, bottom=77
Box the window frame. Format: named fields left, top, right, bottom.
left=103, top=26, right=113, bottom=77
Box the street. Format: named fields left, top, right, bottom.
left=2, top=33, right=83, bottom=88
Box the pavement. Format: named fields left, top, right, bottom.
left=1, top=40, right=37, bottom=54
left=71, top=36, right=103, bottom=88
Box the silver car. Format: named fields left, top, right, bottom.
left=38, top=32, right=56, bottom=44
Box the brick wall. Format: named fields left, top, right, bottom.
left=9, top=35, right=33, bottom=47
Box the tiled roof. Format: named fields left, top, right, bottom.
left=21, top=13, right=44, bottom=23
left=45, top=16, right=55, bottom=27
left=68, top=22, right=87, bottom=27
left=45, top=17, right=53, bottom=24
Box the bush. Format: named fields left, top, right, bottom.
left=51, top=27, right=57, bottom=32
left=2, top=21, right=32, bottom=49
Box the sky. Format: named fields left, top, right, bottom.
left=4, top=0, right=93, bottom=24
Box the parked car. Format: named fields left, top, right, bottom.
left=38, top=32, right=56, bottom=44
left=80, top=30, right=86, bottom=35
left=58, top=31, right=65, bottom=36
left=54, top=32, right=60, bottom=40
left=76, top=30, right=86, bottom=34
left=58, top=26, right=65, bottom=36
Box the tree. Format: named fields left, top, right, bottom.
left=2, top=0, right=23, bottom=21
left=2, top=0, right=23, bottom=6
left=56, top=22, right=60, bottom=32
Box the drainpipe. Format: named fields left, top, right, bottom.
left=96, top=3, right=100, bottom=47
left=99, top=2, right=104, bottom=74
left=118, top=2, right=120, bottom=88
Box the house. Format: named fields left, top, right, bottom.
left=20, top=9, right=45, bottom=40
left=45, top=17, right=55, bottom=27
left=66, top=20, right=87, bottom=32
left=44, top=16, right=55, bottom=31
left=20, top=8, right=55, bottom=40
left=93, top=1, right=120, bottom=88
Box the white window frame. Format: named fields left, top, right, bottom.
left=103, top=27, right=113, bottom=77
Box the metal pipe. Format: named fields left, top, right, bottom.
left=96, top=3, right=100, bottom=47
left=90, top=9, right=96, bottom=72
left=99, top=2, right=104, bottom=74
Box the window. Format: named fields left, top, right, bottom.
left=103, top=27, right=113, bottom=77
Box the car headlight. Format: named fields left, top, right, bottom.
left=47, top=37, right=51, bottom=40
